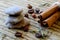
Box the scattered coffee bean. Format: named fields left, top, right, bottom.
left=35, top=8, right=40, bottom=14
left=15, top=32, right=22, bottom=37
left=35, top=33, right=43, bottom=38
left=38, top=15, right=41, bottom=19
left=32, top=13, right=36, bottom=18
left=24, top=27, right=29, bottom=32
left=38, top=20, right=41, bottom=23
left=28, top=9, right=34, bottom=14
left=23, top=24, right=30, bottom=32
left=27, top=4, right=32, bottom=9
left=24, top=14, right=29, bottom=18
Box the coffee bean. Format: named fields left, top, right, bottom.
left=15, top=32, right=22, bottom=37
left=27, top=4, right=32, bottom=9
left=38, top=20, right=41, bottom=23
left=35, top=33, right=43, bottom=38
left=24, top=27, right=29, bottom=32
left=38, top=15, right=41, bottom=19
left=35, top=8, right=40, bottom=14
left=28, top=9, right=34, bottom=14
left=32, top=13, right=36, bottom=18
left=23, top=24, right=30, bottom=32
left=24, top=14, right=29, bottom=18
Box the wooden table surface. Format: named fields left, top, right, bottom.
left=0, top=0, right=60, bottom=40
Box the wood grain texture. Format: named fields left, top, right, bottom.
left=0, top=0, right=60, bottom=40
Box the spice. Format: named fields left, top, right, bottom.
left=32, top=13, right=36, bottom=18
left=35, top=8, right=40, bottom=14
left=27, top=4, right=32, bottom=9
left=23, top=24, right=30, bottom=32
left=15, top=32, right=22, bottom=37
left=37, top=20, right=41, bottom=23
left=24, top=14, right=29, bottom=18
left=28, top=9, right=34, bottom=14
left=42, top=11, right=60, bottom=27
left=35, top=33, right=43, bottom=38
left=39, top=4, right=59, bottom=21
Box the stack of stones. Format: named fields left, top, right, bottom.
left=5, top=6, right=29, bottom=30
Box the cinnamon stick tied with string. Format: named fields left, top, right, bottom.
left=39, top=2, right=60, bottom=21
left=42, top=11, right=60, bottom=27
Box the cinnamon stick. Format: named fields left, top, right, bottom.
left=42, top=11, right=60, bottom=27
left=39, top=4, right=59, bottom=21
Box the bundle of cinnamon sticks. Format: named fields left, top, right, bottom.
left=39, top=2, right=60, bottom=27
